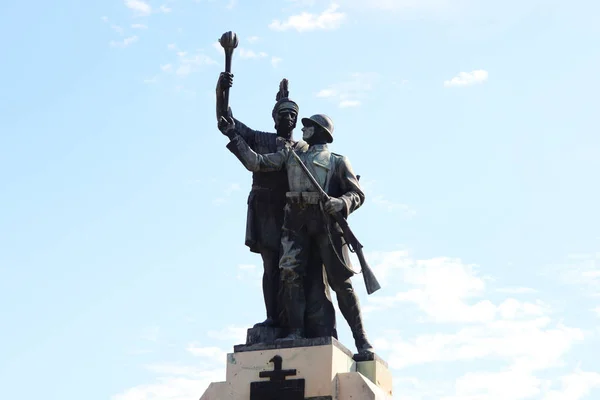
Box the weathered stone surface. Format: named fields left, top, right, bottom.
left=356, top=357, right=393, bottom=397
left=336, top=372, right=393, bottom=400
left=234, top=335, right=354, bottom=359
left=245, top=325, right=284, bottom=345
left=200, top=338, right=392, bottom=399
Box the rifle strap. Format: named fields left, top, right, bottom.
left=319, top=201, right=360, bottom=276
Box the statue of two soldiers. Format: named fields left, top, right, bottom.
left=215, top=71, right=375, bottom=356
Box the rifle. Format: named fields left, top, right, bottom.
left=288, top=149, right=381, bottom=295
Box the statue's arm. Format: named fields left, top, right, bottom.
left=215, top=73, right=228, bottom=122
left=336, top=156, right=365, bottom=217
left=226, top=134, right=287, bottom=172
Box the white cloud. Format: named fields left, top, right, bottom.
left=269, top=3, right=346, bottom=32
left=226, top=0, right=237, bottom=9
left=271, top=56, right=283, bottom=68
left=316, top=89, right=336, bottom=98
left=167, top=43, right=178, bottom=50
left=238, top=48, right=268, bottom=59
left=112, top=362, right=224, bottom=400
left=110, top=35, right=139, bottom=48
left=159, top=4, right=172, bottom=13
left=213, top=182, right=241, bottom=205
left=362, top=253, right=553, bottom=325
left=371, top=195, right=417, bottom=216
left=552, top=253, right=600, bottom=296
left=247, top=36, right=260, bottom=43
left=444, top=367, right=543, bottom=400
left=111, top=25, right=124, bottom=35
left=101, top=16, right=109, bottom=23
left=186, top=345, right=227, bottom=364
left=316, top=72, right=377, bottom=108
left=131, top=23, right=148, bottom=29
left=544, top=370, right=600, bottom=400
left=444, top=69, right=489, bottom=88
left=207, top=325, right=248, bottom=342
left=339, top=100, right=361, bottom=108
left=160, top=64, right=172, bottom=72
left=124, top=0, right=152, bottom=16
left=496, top=287, right=538, bottom=294
left=173, top=51, right=217, bottom=77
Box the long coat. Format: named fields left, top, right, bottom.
left=229, top=118, right=295, bottom=253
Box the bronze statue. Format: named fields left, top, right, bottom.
left=215, top=33, right=337, bottom=339
left=219, top=113, right=376, bottom=356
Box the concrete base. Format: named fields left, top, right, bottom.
left=199, top=337, right=392, bottom=400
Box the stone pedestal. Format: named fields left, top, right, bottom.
left=199, top=337, right=392, bottom=400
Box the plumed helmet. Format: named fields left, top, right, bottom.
left=301, top=114, right=334, bottom=143
left=272, top=78, right=299, bottom=120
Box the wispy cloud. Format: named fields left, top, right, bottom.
left=339, top=100, right=361, bottom=108
left=271, top=56, right=283, bottom=68
left=159, top=4, right=172, bottom=13
left=213, top=183, right=241, bottom=205
left=112, top=361, right=224, bottom=400
left=247, top=36, right=260, bottom=43
left=316, top=72, right=377, bottom=108
left=269, top=3, right=346, bottom=32
left=238, top=48, right=268, bottom=59
left=144, top=75, right=158, bottom=84
left=371, top=195, right=416, bottom=216
left=444, top=69, right=489, bottom=88
left=172, top=50, right=217, bottom=77
left=124, top=0, right=152, bottom=16
left=496, top=287, right=539, bottom=294
left=110, top=35, right=139, bottom=48
left=131, top=23, right=148, bottom=29
left=111, top=24, right=125, bottom=35
left=207, top=325, right=247, bottom=342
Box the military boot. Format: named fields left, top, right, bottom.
left=337, top=288, right=374, bottom=356
left=276, top=281, right=306, bottom=341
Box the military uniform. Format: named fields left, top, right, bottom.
left=227, top=133, right=372, bottom=352
left=226, top=119, right=337, bottom=337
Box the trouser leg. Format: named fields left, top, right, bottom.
left=278, top=222, right=309, bottom=338
left=316, top=232, right=373, bottom=353
left=258, top=248, right=281, bottom=326
left=304, top=248, right=337, bottom=338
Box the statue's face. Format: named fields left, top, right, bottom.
left=276, top=110, right=297, bottom=132
left=301, top=125, right=315, bottom=141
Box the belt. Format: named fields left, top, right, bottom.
left=286, top=192, right=321, bottom=205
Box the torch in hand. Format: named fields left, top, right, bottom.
left=219, top=31, right=239, bottom=116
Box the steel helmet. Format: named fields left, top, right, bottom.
left=301, top=114, right=334, bottom=143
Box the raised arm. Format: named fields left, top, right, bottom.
left=226, top=134, right=288, bottom=172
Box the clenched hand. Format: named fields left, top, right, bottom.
left=324, top=197, right=344, bottom=214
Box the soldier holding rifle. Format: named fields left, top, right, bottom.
left=219, top=113, right=377, bottom=356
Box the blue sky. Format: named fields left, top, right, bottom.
left=1, top=0, right=599, bottom=399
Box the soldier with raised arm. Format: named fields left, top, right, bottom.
left=216, top=73, right=336, bottom=338
left=219, top=113, right=375, bottom=356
